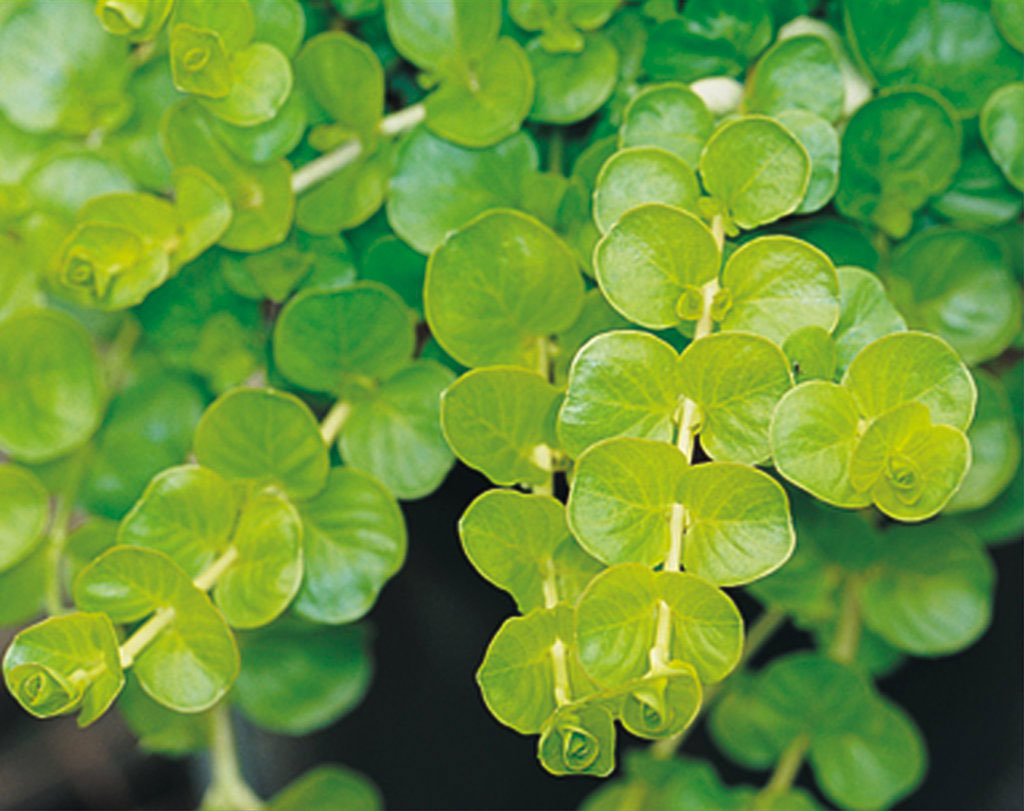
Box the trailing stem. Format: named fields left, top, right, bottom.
left=201, top=703, right=264, bottom=811
left=319, top=400, right=353, bottom=445
left=290, top=103, right=426, bottom=194
left=749, top=579, right=862, bottom=809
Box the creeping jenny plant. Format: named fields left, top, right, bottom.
left=0, top=0, right=1020, bottom=809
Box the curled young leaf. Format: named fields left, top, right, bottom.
left=2, top=612, right=124, bottom=726
left=538, top=702, right=617, bottom=777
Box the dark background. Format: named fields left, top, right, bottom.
left=1, top=463, right=1021, bottom=810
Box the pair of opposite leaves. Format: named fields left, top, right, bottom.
left=3, top=386, right=406, bottom=725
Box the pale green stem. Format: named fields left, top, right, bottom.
left=532, top=337, right=555, bottom=496
left=750, top=733, right=811, bottom=811
left=649, top=607, right=787, bottom=761
left=43, top=446, right=90, bottom=616
left=118, top=547, right=239, bottom=668
left=319, top=400, right=352, bottom=445
left=201, top=703, right=264, bottom=811
left=750, top=582, right=860, bottom=809
left=830, top=576, right=863, bottom=665
left=104, top=313, right=142, bottom=393
left=290, top=103, right=426, bottom=194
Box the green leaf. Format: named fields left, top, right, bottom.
left=677, top=332, right=793, bottom=464
left=552, top=288, right=630, bottom=384
left=836, top=89, right=961, bottom=238
left=169, top=23, right=232, bottom=97
left=0, top=309, right=105, bottom=463
left=810, top=697, right=925, bottom=811
left=388, top=128, right=539, bottom=254
left=593, top=148, right=700, bottom=233
left=441, top=366, right=561, bottom=487
left=775, top=110, right=840, bottom=214
left=700, top=116, right=810, bottom=230
left=575, top=564, right=743, bottom=686
left=983, top=84, right=1024, bottom=192
left=339, top=361, right=456, bottom=500
left=850, top=404, right=971, bottom=522
left=678, top=462, right=794, bottom=586
left=947, top=370, right=1021, bottom=513
left=199, top=42, right=292, bottom=127
left=295, top=145, right=389, bottom=235
left=887, top=228, right=1021, bottom=365
left=618, top=665, right=702, bottom=741
left=766, top=216, right=880, bottom=271
left=268, top=765, right=382, bottom=811
left=538, top=702, right=616, bottom=777
left=477, top=605, right=587, bottom=734
left=0, top=0, right=131, bottom=135
left=172, top=167, right=233, bottom=267
left=118, top=464, right=238, bottom=577
left=832, top=267, right=906, bottom=375
left=296, top=31, right=383, bottom=142
left=251, top=0, right=304, bottom=57
left=459, top=489, right=602, bottom=612
left=718, top=235, right=839, bottom=344
left=771, top=381, right=871, bottom=508
left=95, top=0, right=174, bottom=41
left=172, top=0, right=254, bottom=52
left=82, top=372, right=206, bottom=520
left=993, top=0, right=1024, bottom=51
left=116, top=674, right=210, bottom=755
left=215, top=491, right=303, bottom=628
left=424, top=38, right=535, bottom=148
left=567, top=437, right=687, bottom=567
left=74, top=546, right=239, bottom=712
left=424, top=209, right=583, bottom=368
left=558, top=330, right=682, bottom=459
left=293, top=467, right=406, bottom=624
left=193, top=388, right=329, bottom=499
left=594, top=204, right=720, bottom=329
left=162, top=100, right=294, bottom=252
left=681, top=0, right=773, bottom=60
left=361, top=235, right=426, bottom=314
left=509, top=0, right=620, bottom=52
left=845, top=0, right=1022, bottom=115
left=526, top=33, right=619, bottom=124
left=0, top=546, right=47, bottom=627
left=0, top=465, right=49, bottom=573
left=273, top=282, right=415, bottom=395
left=384, top=0, right=500, bottom=72
left=783, top=326, right=837, bottom=383
left=2, top=612, right=123, bottom=726
left=745, top=34, right=843, bottom=121
left=234, top=619, right=371, bottom=735
left=861, top=521, right=994, bottom=655
left=619, top=82, right=715, bottom=167
left=209, top=90, right=308, bottom=165
left=842, top=331, right=976, bottom=430
left=643, top=19, right=744, bottom=83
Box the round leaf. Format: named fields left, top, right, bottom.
left=835, top=89, right=961, bottom=238
left=619, top=82, right=715, bottom=167
left=776, top=110, right=840, bottom=214
left=527, top=33, right=618, bottom=124
left=0, top=465, right=49, bottom=573
left=74, top=546, right=239, bottom=712
left=593, top=147, right=700, bottom=233
left=575, top=564, right=743, bottom=686
left=339, top=361, right=456, bottom=500
left=771, top=381, right=871, bottom=508
left=293, top=467, right=406, bottom=624
left=567, top=437, right=689, bottom=567
left=718, top=235, right=839, bottom=344
left=0, top=309, right=105, bottom=463
left=441, top=366, right=561, bottom=487
left=678, top=462, right=794, bottom=586
left=384, top=0, right=500, bottom=72
left=273, top=282, right=415, bottom=395
left=234, top=619, right=371, bottom=735
left=424, top=209, right=584, bottom=369
left=459, top=489, right=601, bottom=612
left=842, top=331, right=976, bottom=430
left=699, top=116, right=810, bottom=230
left=677, top=332, right=793, bottom=464
left=558, top=330, right=683, bottom=458
left=199, top=42, right=292, bottom=127
left=269, top=765, right=381, bottom=811
left=594, top=204, right=720, bottom=329
left=861, top=521, right=993, bottom=655
left=193, top=388, right=329, bottom=499
left=745, top=34, right=843, bottom=121
left=832, top=266, right=906, bottom=375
